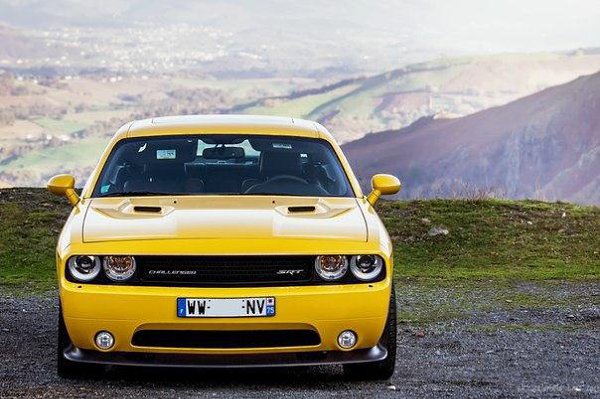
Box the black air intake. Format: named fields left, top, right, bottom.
left=132, top=329, right=321, bottom=349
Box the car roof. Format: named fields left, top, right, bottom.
left=117, top=115, right=335, bottom=142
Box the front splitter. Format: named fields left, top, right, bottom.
left=63, top=345, right=387, bottom=368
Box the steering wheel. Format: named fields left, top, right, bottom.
left=268, top=175, right=309, bottom=185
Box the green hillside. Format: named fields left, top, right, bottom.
left=240, top=52, right=600, bottom=142
left=1, top=188, right=598, bottom=293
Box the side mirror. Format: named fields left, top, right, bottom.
left=47, top=174, right=80, bottom=206
left=367, top=174, right=401, bottom=206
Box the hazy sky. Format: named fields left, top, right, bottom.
left=406, top=0, right=600, bottom=53
left=0, top=0, right=598, bottom=56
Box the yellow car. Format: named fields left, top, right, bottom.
left=48, top=115, right=401, bottom=380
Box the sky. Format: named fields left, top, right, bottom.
left=1, top=0, right=599, bottom=56
left=408, top=0, right=600, bottom=53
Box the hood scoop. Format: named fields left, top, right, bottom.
left=275, top=199, right=353, bottom=219
left=133, top=206, right=162, bottom=213
left=91, top=200, right=175, bottom=219
left=287, top=206, right=316, bottom=213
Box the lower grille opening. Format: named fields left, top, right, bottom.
left=132, top=329, right=321, bottom=349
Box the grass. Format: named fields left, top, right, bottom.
left=243, top=84, right=361, bottom=118
left=0, top=137, right=107, bottom=182
left=63, top=109, right=132, bottom=125
left=378, top=199, right=600, bottom=281
left=33, top=117, right=88, bottom=135
left=0, top=190, right=598, bottom=296
left=0, top=189, right=67, bottom=292
left=395, top=278, right=599, bottom=330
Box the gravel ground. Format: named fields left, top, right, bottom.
left=1, top=284, right=599, bottom=398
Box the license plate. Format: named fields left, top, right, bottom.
left=177, top=297, right=276, bottom=318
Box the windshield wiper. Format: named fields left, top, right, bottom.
left=99, top=191, right=175, bottom=197
left=241, top=192, right=297, bottom=196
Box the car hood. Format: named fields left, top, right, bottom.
left=82, top=196, right=367, bottom=243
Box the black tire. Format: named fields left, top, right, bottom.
left=57, top=306, right=97, bottom=379
left=343, top=284, right=397, bottom=380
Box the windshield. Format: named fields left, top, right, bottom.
left=92, top=135, right=354, bottom=197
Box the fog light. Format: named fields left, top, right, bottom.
left=337, top=330, right=357, bottom=349
left=95, top=331, right=114, bottom=350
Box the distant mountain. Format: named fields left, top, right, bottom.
left=0, top=1, right=467, bottom=77
left=343, top=71, right=600, bottom=204
left=2, top=1, right=600, bottom=79
left=241, top=51, right=600, bottom=143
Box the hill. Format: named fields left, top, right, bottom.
left=2, top=1, right=600, bottom=79
left=0, top=188, right=598, bottom=292
left=239, top=51, right=600, bottom=142
left=343, top=71, right=600, bottom=204
left=0, top=1, right=476, bottom=77
left=2, top=51, right=600, bottom=188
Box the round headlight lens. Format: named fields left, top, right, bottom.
left=315, top=255, right=348, bottom=281
left=350, top=255, right=384, bottom=281
left=67, top=255, right=101, bottom=282
left=103, top=256, right=136, bottom=281
left=95, top=331, right=115, bottom=350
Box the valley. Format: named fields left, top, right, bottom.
left=2, top=50, right=600, bottom=191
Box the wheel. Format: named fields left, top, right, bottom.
left=57, top=306, right=81, bottom=378
left=57, top=305, right=97, bottom=379
left=343, top=284, right=397, bottom=380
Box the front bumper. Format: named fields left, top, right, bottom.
left=61, top=278, right=391, bottom=360
left=63, top=344, right=387, bottom=368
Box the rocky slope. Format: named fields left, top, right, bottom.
left=343, top=71, right=600, bottom=204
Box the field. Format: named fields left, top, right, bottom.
left=0, top=75, right=330, bottom=187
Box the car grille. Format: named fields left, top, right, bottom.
left=136, top=255, right=314, bottom=286
left=132, top=329, right=321, bottom=349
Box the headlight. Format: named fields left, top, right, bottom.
left=350, top=255, right=384, bottom=281
left=315, top=255, right=348, bottom=281
left=103, top=255, right=136, bottom=281
left=67, top=255, right=101, bottom=282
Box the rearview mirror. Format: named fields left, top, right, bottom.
left=47, top=174, right=80, bottom=206
left=367, top=174, right=401, bottom=206
left=202, top=146, right=245, bottom=160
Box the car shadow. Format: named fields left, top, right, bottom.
left=71, top=364, right=361, bottom=388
